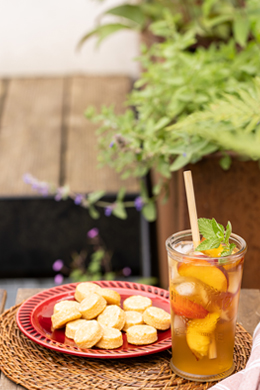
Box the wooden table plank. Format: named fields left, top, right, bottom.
left=65, top=75, right=138, bottom=194
left=0, top=78, right=64, bottom=196
left=0, top=289, right=6, bottom=314
left=238, top=288, right=260, bottom=335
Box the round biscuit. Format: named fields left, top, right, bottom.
left=97, top=305, right=126, bottom=330
left=143, top=306, right=171, bottom=330
left=65, top=319, right=87, bottom=339
left=79, top=292, right=107, bottom=320
left=123, top=295, right=152, bottom=313
left=53, top=300, right=80, bottom=314
left=99, top=288, right=121, bottom=305
left=122, top=310, right=143, bottom=331
left=96, top=326, right=123, bottom=349
left=75, top=282, right=102, bottom=302
left=126, top=324, right=157, bottom=345
left=51, top=307, right=81, bottom=329
left=74, top=320, right=103, bottom=349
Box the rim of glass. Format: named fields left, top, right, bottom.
left=166, top=229, right=247, bottom=263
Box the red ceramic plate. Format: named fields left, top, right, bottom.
left=16, top=280, right=172, bottom=358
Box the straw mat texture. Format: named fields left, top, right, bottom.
left=0, top=303, right=252, bottom=390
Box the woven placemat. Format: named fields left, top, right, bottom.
left=0, top=303, right=252, bottom=390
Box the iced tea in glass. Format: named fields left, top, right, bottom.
left=166, top=229, right=247, bottom=382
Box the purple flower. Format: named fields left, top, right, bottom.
left=54, top=274, right=64, bottom=285
left=122, top=267, right=132, bottom=277
left=38, top=183, right=49, bottom=196
left=109, top=141, right=114, bottom=148
left=87, top=228, right=99, bottom=238
left=23, top=173, right=33, bottom=184
left=105, top=206, right=113, bottom=217
left=134, top=196, right=144, bottom=211
left=74, top=194, right=84, bottom=205
left=52, top=259, right=64, bottom=272
left=183, top=152, right=187, bottom=157
left=54, top=189, right=63, bottom=201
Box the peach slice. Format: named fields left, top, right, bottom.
left=223, top=256, right=244, bottom=272
left=186, top=312, right=219, bottom=360
left=171, top=289, right=208, bottom=319
left=201, top=244, right=224, bottom=258
left=178, top=260, right=228, bottom=292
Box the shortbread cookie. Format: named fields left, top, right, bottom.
left=79, top=292, right=107, bottom=320
left=122, top=310, right=143, bottom=331
left=74, top=320, right=103, bottom=349
left=96, top=326, right=123, bottom=349
left=53, top=300, right=80, bottom=314
left=97, top=305, right=126, bottom=330
left=75, top=282, right=102, bottom=302
left=143, top=306, right=171, bottom=330
left=51, top=306, right=82, bottom=330
left=99, top=288, right=121, bottom=306
left=65, top=319, right=87, bottom=339
left=126, top=325, right=157, bottom=345
left=123, top=295, right=152, bottom=313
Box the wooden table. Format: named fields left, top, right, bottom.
left=0, top=288, right=260, bottom=389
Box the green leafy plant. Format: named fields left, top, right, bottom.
left=195, top=218, right=236, bottom=256
left=84, top=9, right=260, bottom=221
left=79, top=0, right=260, bottom=49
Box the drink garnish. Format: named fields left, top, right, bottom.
left=195, top=218, right=236, bottom=257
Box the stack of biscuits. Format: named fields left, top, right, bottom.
left=51, top=282, right=171, bottom=350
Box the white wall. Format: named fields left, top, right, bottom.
left=0, top=0, right=140, bottom=78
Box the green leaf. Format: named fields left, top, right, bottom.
left=233, top=12, right=250, bottom=47
left=112, top=202, right=127, bottom=219
left=170, top=154, right=191, bottom=172
left=104, top=272, right=116, bottom=281
left=88, top=190, right=106, bottom=204
left=198, top=218, right=215, bottom=239
left=77, top=24, right=132, bottom=49
left=88, top=205, right=100, bottom=219
left=154, top=117, right=171, bottom=131
left=141, top=201, right=156, bottom=222
left=152, top=180, right=163, bottom=196
left=105, top=5, right=146, bottom=27
left=212, top=218, right=225, bottom=240
left=117, top=187, right=126, bottom=202
left=220, top=154, right=232, bottom=170
left=195, top=237, right=222, bottom=251
left=225, top=221, right=232, bottom=244
left=220, top=243, right=236, bottom=257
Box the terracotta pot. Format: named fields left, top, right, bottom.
left=153, top=157, right=260, bottom=290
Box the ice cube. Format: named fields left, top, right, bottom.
left=175, top=281, right=195, bottom=296
left=173, top=242, right=194, bottom=254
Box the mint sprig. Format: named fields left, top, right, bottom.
left=195, top=218, right=236, bottom=257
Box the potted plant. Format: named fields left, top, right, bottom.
left=83, top=1, right=260, bottom=289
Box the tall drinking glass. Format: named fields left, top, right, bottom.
left=166, top=230, right=247, bottom=382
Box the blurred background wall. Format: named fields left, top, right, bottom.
left=0, top=0, right=140, bottom=77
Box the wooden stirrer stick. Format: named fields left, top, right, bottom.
left=183, top=170, right=200, bottom=248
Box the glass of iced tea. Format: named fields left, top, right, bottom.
left=166, top=229, right=247, bottom=382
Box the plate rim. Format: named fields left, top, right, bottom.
left=16, top=280, right=172, bottom=359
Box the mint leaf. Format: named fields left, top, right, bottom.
left=225, top=221, right=232, bottom=244
left=195, top=237, right=222, bottom=251
left=212, top=218, right=225, bottom=240
left=198, top=218, right=215, bottom=239
left=220, top=243, right=236, bottom=257
left=196, top=217, right=236, bottom=257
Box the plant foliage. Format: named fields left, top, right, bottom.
left=85, top=7, right=260, bottom=221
